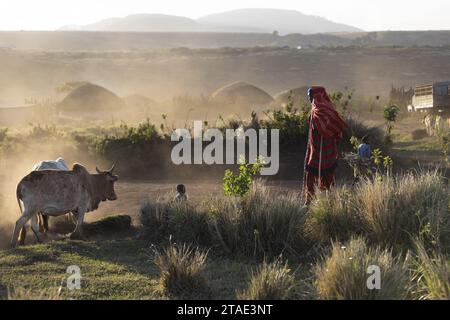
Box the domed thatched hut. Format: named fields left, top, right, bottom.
left=210, top=81, right=273, bottom=108
left=123, top=94, right=156, bottom=109
left=57, top=83, right=126, bottom=116
left=273, top=86, right=310, bottom=107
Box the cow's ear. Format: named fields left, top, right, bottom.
left=96, top=166, right=101, bottom=174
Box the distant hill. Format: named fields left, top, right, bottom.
left=64, top=9, right=361, bottom=34
left=197, top=8, right=362, bottom=34
left=82, top=14, right=202, bottom=32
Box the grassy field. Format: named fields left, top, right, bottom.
left=1, top=171, right=449, bottom=300
left=0, top=240, right=263, bottom=300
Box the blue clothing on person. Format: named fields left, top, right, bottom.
left=357, top=143, right=371, bottom=159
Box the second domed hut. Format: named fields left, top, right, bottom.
left=210, top=81, right=274, bottom=113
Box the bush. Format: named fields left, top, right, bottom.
left=411, top=240, right=450, bottom=300
left=223, top=157, right=264, bottom=197
left=314, top=237, right=410, bottom=300
left=343, top=117, right=386, bottom=152
left=238, top=259, right=296, bottom=300
left=153, top=243, right=210, bottom=299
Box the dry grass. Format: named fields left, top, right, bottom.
left=208, top=184, right=308, bottom=258
left=238, top=259, right=296, bottom=300
left=153, top=243, right=210, bottom=299
left=7, top=287, right=62, bottom=300
left=140, top=183, right=308, bottom=259
left=358, top=172, right=448, bottom=247
left=314, top=237, right=410, bottom=300
left=306, top=172, right=449, bottom=250
left=306, top=187, right=364, bottom=243
left=411, top=240, right=450, bottom=300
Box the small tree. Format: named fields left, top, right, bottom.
left=223, top=156, right=264, bottom=197
left=383, top=105, right=399, bottom=144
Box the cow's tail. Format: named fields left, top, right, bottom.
left=16, top=184, right=23, bottom=215
left=16, top=183, right=26, bottom=245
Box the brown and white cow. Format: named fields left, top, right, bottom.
left=12, top=163, right=118, bottom=247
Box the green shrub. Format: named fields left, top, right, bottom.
left=223, top=157, right=264, bottom=197
left=238, top=259, right=296, bottom=300
left=314, top=237, right=410, bottom=300
left=261, top=94, right=310, bottom=147
left=0, top=128, right=7, bottom=143
left=153, top=243, right=210, bottom=299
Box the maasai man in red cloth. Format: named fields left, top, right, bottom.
left=303, top=86, right=348, bottom=203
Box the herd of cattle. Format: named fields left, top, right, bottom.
left=11, top=158, right=118, bottom=248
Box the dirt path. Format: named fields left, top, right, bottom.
left=88, top=179, right=302, bottom=223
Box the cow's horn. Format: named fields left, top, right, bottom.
left=109, top=163, right=116, bottom=173
left=96, top=166, right=102, bottom=174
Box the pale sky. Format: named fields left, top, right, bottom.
left=0, top=0, right=448, bottom=31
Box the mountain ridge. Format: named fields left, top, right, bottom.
left=61, top=9, right=362, bottom=34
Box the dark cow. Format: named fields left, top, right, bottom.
left=12, top=163, right=118, bottom=247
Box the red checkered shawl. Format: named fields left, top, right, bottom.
left=305, top=87, right=348, bottom=175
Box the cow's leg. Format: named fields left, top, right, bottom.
left=30, top=214, right=44, bottom=243
left=11, top=211, right=33, bottom=248
left=70, top=210, right=86, bottom=240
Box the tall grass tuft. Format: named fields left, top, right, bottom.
left=154, top=243, right=210, bottom=299
left=411, top=240, right=450, bottom=300
left=140, top=183, right=308, bottom=259
left=358, top=172, right=448, bottom=248
left=306, top=187, right=364, bottom=243
left=209, top=184, right=308, bottom=258
left=140, top=199, right=210, bottom=245
left=238, top=259, right=296, bottom=300
left=314, top=237, right=410, bottom=300
left=306, top=172, right=449, bottom=250
left=7, top=287, right=62, bottom=300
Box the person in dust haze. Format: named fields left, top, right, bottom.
left=175, top=184, right=188, bottom=202
left=303, top=86, right=348, bottom=204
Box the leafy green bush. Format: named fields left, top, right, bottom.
left=223, top=157, right=264, bottom=197
left=0, top=128, right=7, bottom=143
left=261, top=94, right=310, bottom=147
